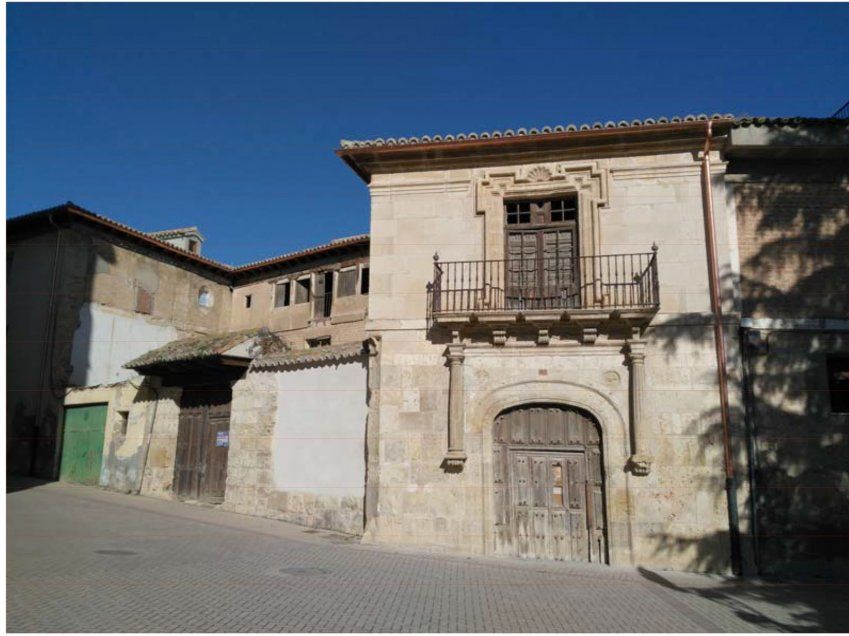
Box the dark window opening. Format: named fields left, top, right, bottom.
left=338, top=268, right=357, bottom=297
left=308, top=336, right=331, bottom=348
left=360, top=267, right=370, bottom=294
left=295, top=277, right=311, bottom=304
left=827, top=356, right=849, bottom=414
left=506, top=196, right=577, bottom=226
left=275, top=281, right=291, bottom=308
left=187, top=239, right=199, bottom=254
left=314, top=271, right=333, bottom=318
left=117, top=410, right=129, bottom=436
left=244, top=294, right=252, bottom=309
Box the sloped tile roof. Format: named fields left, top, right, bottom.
left=732, top=116, right=849, bottom=127
left=7, top=202, right=369, bottom=279
left=235, top=234, right=369, bottom=271
left=339, top=113, right=735, bottom=149
left=123, top=329, right=264, bottom=370
left=252, top=341, right=366, bottom=369
left=148, top=226, right=206, bottom=241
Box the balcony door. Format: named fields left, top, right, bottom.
left=505, top=197, right=579, bottom=310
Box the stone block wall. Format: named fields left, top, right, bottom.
left=224, top=361, right=368, bottom=536
left=363, top=149, right=742, bottom=572
left=733, top=178, right=849, bottom=319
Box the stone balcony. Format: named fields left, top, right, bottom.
left=428, top=246, right=660, bottom=343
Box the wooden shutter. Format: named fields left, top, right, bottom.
left=338, top=269, right=357, bottom=297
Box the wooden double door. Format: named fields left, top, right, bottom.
left=174, top=386, right=232, bottom=504
left=493, top=404, right=607, bottom=563
left=506, top=227, right=579, bottom=310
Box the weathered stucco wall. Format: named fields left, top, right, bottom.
left=364, top=149, right=744, bottom=572
left=229, top=260, right=369, bottom=349
left=224, top=358, right=368, bottom=535
left=6, top=224, right=230, bottom=478
left=69, top=303, right=181, bottom=387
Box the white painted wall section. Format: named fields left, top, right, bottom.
left=69, top=302, right=181, bottom=387
left=272, top=359, right=368, bottom=497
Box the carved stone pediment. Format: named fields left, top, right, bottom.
left=475, top=162, right=610, bottom=262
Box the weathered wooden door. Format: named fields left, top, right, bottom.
left=175, top=387, right=231, bottom=503
left=59, top=404, right=108, bottom=485
left=493, top=404, right=607, bottom=563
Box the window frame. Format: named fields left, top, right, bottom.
left=274, top=279, right=292, bottom=308
left=294, top=275, right=311, bottom=304
left=337, top=266, right=358, bottom=298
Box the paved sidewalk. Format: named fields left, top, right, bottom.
left=7, top=480, right=849, bottom=632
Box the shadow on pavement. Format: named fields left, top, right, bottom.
left=6, top=476, right=54, bottom=493
left=638, top=566, right=849, bottom=632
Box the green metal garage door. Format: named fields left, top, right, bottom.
left=59, top=404, right=108, bottom=485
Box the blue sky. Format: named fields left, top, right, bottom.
left=8, top=3, right=849, bottom=264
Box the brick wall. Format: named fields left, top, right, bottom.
left=734, top=178, right=849, bottom=319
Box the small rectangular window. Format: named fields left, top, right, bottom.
left=360, top=267, right=370, bottom=295
left=295, top=277, right=311, bottom=304
left=827, top=356, right=849, bottom=414
left=337, top=268, right=357, bottom=297
left=307, top=336, right=331, bottom=348
left=117, top=410, right=129, bottom=436
left=244, top=294, right=252, bottom=309
left=275, top=281, right=291, bottom=308
left=136, top=287, right=154, bottom=315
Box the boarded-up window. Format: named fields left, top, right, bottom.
left=275, top=281, right=291, bottom=308
left=828, top=357, right=849, bottom=413
left=360, top=267, right=369, bottom=295
left=337, top=268, right=357, bottom=297
left=136, top=287, right=154, bottom=314
left=295, top=277, right=311, bottom=304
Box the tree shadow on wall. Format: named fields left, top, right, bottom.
left=644, top=137, right=848, bottom=619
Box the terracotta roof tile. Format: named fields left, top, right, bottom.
left=339, top=113, right=735, bottom=149
left=123, top=329, right=264, bottom=370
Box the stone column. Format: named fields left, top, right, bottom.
left=626, top=341, right=653, bottom=475
left=444, top=344, right=467, bottom=468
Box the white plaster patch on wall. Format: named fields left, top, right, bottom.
left=69, top=302, right=181, bottom=387
left=272, top=358, right=368, bottom=498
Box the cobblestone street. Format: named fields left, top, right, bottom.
left=7, top=481, right=848, bottom=632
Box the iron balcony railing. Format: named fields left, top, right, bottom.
left=429, top=248, right=659, bottom=316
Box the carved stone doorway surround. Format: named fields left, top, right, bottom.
left=475, top=162, right=611, bottom=262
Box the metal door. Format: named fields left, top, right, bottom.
left=59, top=404, right=108, bottom=485
left=175, top=387, right=231, bottom=503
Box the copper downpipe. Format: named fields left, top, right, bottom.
left=701, top=120, right=742, bottom=574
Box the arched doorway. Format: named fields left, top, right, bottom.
left=493, top=403, right=607, bottom=563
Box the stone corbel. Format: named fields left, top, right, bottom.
left=443, top=343, right=467, bottom=469
left=625, top=341, right=653, bottom=476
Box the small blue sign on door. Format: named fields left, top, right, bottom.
left=215, top=430, right=229, bottom=448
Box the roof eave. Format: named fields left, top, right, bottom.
left=337, top=119, right=735, bottom=182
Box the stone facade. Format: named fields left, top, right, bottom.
left=359, top=147, right=746, bottom=572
